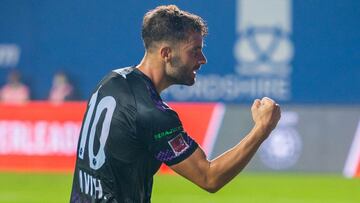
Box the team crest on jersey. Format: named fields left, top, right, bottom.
left=168, top=133, right=189, bottom=156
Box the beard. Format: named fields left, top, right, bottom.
left=167, top=56, right=195, bottom=86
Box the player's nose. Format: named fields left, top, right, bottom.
left=198, top=52, right=207, bottom=65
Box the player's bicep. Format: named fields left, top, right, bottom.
left=170, top=147, right=211, bottom=190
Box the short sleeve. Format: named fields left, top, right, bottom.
left=153, top=130, right=198, bottom=166
left=143, top=113, right=199, bottom=166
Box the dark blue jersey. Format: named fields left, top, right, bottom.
left=70, top=67, right=198, bottom=203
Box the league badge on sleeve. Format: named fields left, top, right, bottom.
left=168, top=133, right=189, bottom=156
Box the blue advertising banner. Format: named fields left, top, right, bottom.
left=0, top=0, right=359, bottom=103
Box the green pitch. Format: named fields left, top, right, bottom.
left=0, top=172, right=359, bottom=203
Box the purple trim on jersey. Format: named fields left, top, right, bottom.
left=155, top=135, right=195, bottom=162
left=145, top=83, right=170, bottom=112
left=133, top=68, right=171, bottom=112
left=70, top=190, right=91, bottom=203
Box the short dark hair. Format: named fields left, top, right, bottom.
left=141, top=5, right=208, bottom=50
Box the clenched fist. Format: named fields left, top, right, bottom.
left=251, top=97, right=281, bottom=139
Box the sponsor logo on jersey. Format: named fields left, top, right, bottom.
left=154, top=126, right=183, bottom=140
left=168, top=133, right=189, bottom=156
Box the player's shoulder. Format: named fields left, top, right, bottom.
left=139, top=99, right=181, bottom=130
left=88, top=66, right=137, bottom=106
left=109, top=66, right=150, bottom=91
left=112, top=66, right=136, bottom=78
left=96, top=66, right=135, bottom=90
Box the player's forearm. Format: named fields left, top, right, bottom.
left=205, top=124, right=268, bottom=192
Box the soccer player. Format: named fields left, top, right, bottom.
left=70, top=5, right=281, bottom=203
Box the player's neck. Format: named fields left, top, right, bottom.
left=137, top=53, right=171, bottom=94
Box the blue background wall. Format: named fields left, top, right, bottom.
left=0, top=0, right=359, bottom=103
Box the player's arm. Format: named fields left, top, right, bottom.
left=170, top=97, right=281, bottom=193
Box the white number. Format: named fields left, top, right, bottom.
left=78, top=89, right=116, bottom=170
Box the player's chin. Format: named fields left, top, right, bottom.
left=185, top=74, right=196, bottom=86
left=177, top=73, right=196, bottom=86
left=179, top=78, right=195, bottom=86
left=187, top=80, right=196, bottom=86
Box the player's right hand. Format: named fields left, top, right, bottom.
left=251, top=97, right=281, bottom=139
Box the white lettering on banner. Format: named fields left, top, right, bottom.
left=0, top=120, right=81, bottom=155
left=0, top=44, right=21, bottom=67
left=163, top=75, right=290, bottom=101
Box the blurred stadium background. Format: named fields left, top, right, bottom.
left=0, top=0, right=359, bottom=202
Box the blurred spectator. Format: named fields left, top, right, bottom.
left=0, top=70, right=30, bottom=104
left=49, top=71, right=77, bottom=103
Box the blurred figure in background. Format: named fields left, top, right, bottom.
left=49, top=71, right=77, bottom=103
left=0, top=69, right=30, bottom=104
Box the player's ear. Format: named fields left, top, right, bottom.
left=160, top=46, right=172, bottom=63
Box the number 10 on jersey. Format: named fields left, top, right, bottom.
left=78, top=89, right=116, bottom=170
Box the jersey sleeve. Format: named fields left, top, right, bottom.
left=143, top=111, right=199, bottom=166
left=154, top=130, right=198, bottom=166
